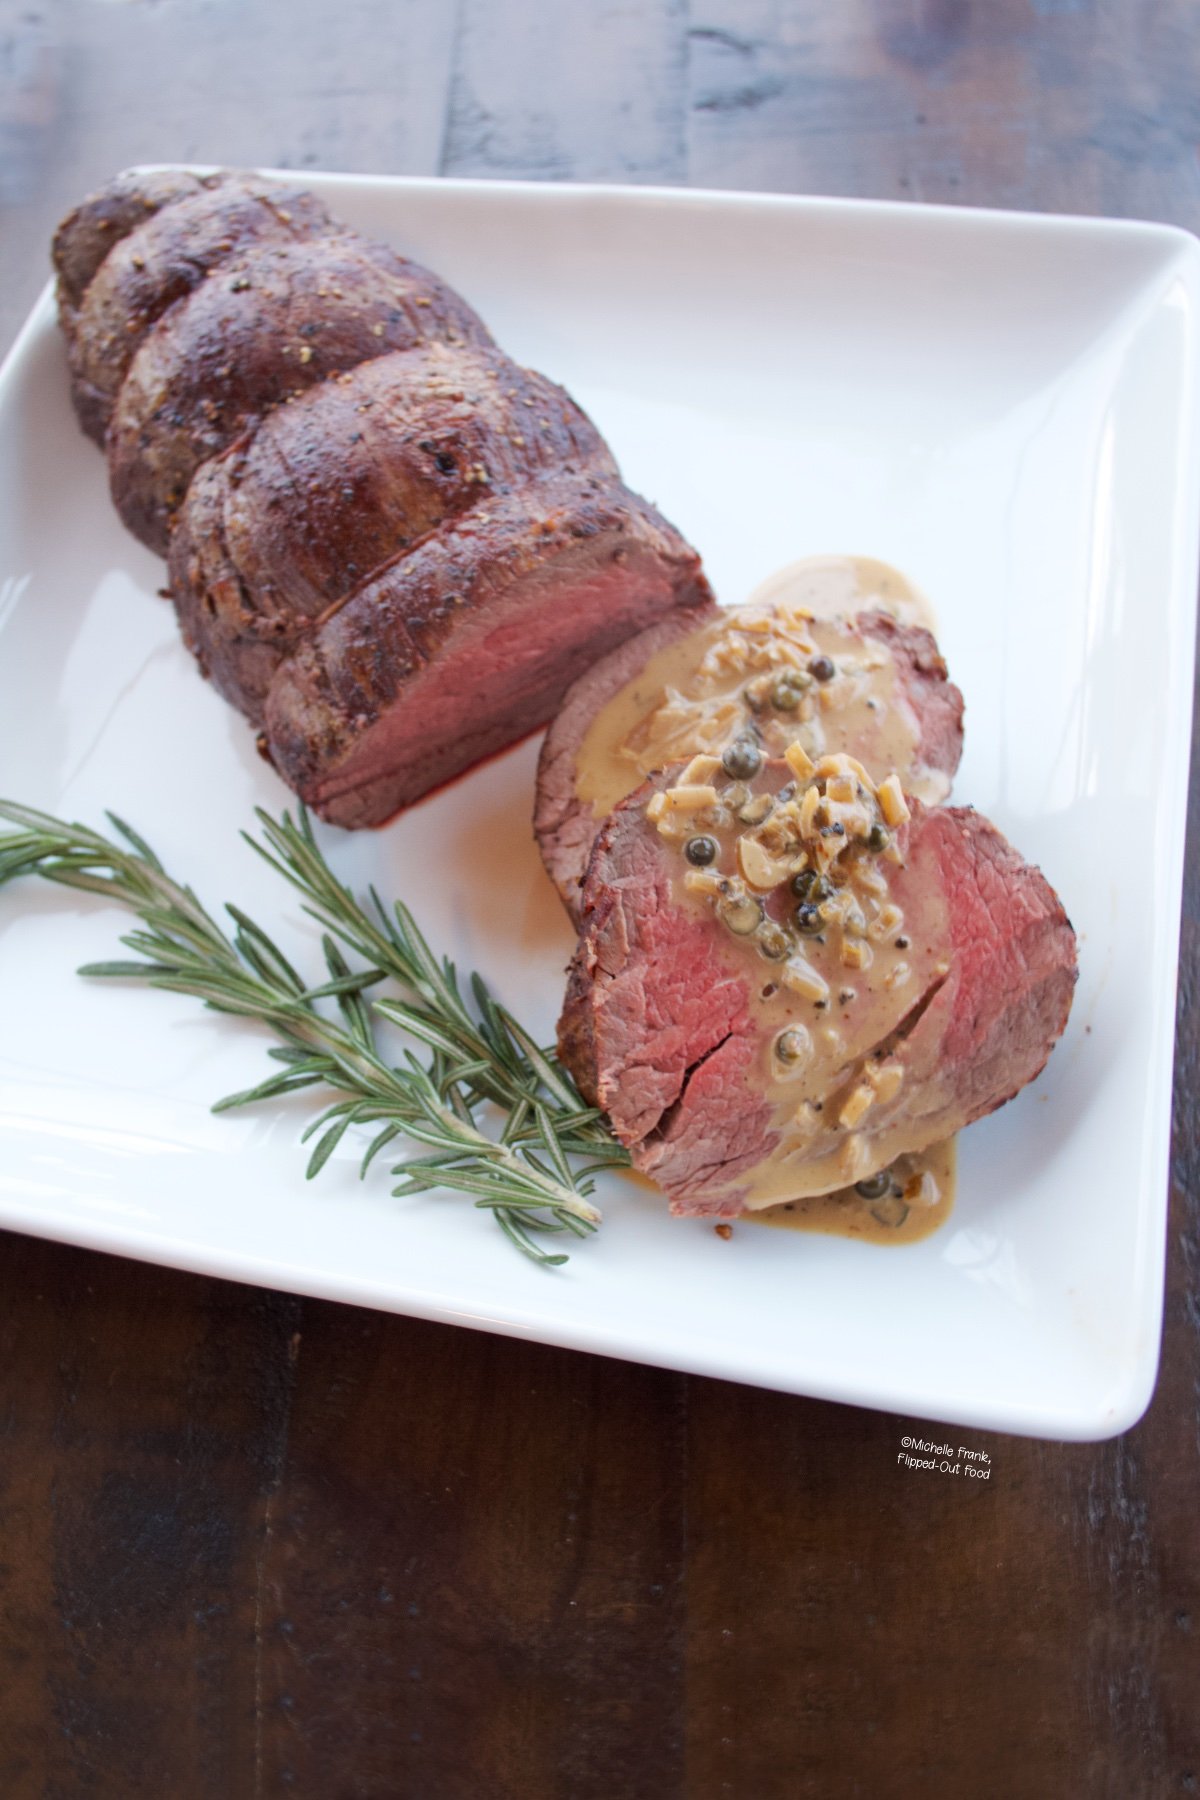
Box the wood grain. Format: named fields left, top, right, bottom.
left=442, top=0, right=688, bottom=184
left=683, top=0, right=1200, bottom=221
left=1, top=2, right=1199, bottom=1796
left=0, top=1234, right=302, bottom=1794
left=0, top=0, right=458, bottom=350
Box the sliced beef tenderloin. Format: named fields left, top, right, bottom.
left=109, top=233, right=492, bottom=554
left=535, top=599, right=964, bottom=917
left=535, top=599, right=723, bottom=913
left=264, top=477, right=713, bottom=827
left=60, top=173, right=334, bottom=444
left=856, top=611, right=964, bottom=780
left=559, top=759, right=1075, bottom=1218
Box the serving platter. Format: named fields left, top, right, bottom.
left=1, top=171, right=1198, bottom=1441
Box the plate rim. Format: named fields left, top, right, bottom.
left=3, top=168, right=1198, bottom=1444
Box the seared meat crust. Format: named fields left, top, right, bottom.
left=59, top=173, right=334, bottom=444
left=110, top=233, right=491, bottom=553
left=55, top=168, right=713, bottom=823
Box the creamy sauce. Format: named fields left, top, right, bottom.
left=575, top=556, right=948, bottom=830
left=595, top=555, right=957, bottom=1248
left=752, top=1138, right=956, bottom=1244
left=745, top=553, right=939, bottom=636
left=649, top=746, right=955, bottom=1220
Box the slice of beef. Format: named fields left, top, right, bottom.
left=109, top=232, right=492, bottom=554
left=535, top=600, right=722, bottom=912
left=856, top=611, right=964, bottom=779
left=60, top=173, right=334, bottom=444
left=264, top=477, right=713, bottom=827
left=535, top=603, right=964, bottom=917
left=559, top=763, right=1076, bottom=1217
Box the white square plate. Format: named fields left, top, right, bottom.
left=2, top=173, right=1198, bottom=1441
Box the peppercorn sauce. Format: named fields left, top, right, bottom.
left=648, top=748, right=957, bottom=1233
left=751, top=1139, right=955, bottom=1244
left=574, top=555, right=950, bottom=826
left=574, top=553, right=958, bottom=1239
left=743, top=551, right=939, bottom=636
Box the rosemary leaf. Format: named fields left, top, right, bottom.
left=105, top=812, right=166, bottom=872
left=78, top=958, right=179, bottom=978
left=212, top=1071, right=327, bottom=1112
left=306, top=1112, right=360, bottom=1180
left=0, top=798, right=628, bottom=1266
left=361, top=1122, right=403, bottom=1176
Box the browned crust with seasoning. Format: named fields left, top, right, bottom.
left=52, top=168, right=216, bottom=312
left=56, top=166, right=714, bottom=824
left=60, top=173, right=334, bottom=443
left=109, top=233, right=492, bottom=554
left=264, top=479, right=713, bottom=827
left=167, top=340, right=622, bottom=721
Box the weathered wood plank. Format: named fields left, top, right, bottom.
left=0, top=1232, right=302, bottom=1796
left=441, top=0, right=688, bottom=182
left=251, top=1309, right=686, bottom=1799
left=0, top=0, right=459, bottom=351
left=685, top=0, right=1200, bottom=221
left=680, top=1380, right=1200, bottom=1797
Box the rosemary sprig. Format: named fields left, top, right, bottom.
left=0, top=799, right=629, bottom=1266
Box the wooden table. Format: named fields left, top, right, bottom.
left=1, top=4, right=1198, bottom=1794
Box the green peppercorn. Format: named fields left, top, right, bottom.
left=866, top=823, right=890, bottom=853
left=854, top=1170, right=891, bottom=1200
left=755, top=920, right=792, bottom=961
left=775, top=1027, right=810, bottom=1065
left=718, top=894, right=763, bottom=936
left=722, top=737, right=762, bottom=779
left=684, top=835, right=719, bottom=867
left=809, top=654, right=836, bottom=683
left=794, top=902, right=824, bottom=936
left=791, top=868, right=831, bottom=904
left=770, top=674, right=807, bottom=711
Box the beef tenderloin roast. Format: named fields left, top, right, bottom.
left=54, top=169, right=713, bottom=825
left=109, top=231, right=492, bottom=555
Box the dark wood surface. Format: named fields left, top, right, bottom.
left=2, top=3, right=1199, bottom=1795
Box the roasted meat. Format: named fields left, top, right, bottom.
left=558, top=757, right=1076, bottom=1217
left=54, top=168, right=712, bottom=824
